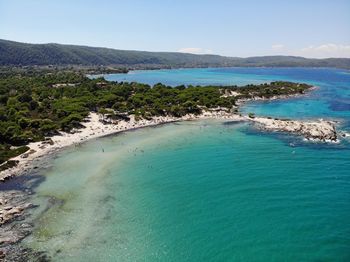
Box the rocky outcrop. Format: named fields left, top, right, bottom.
left=0, top=203, right=32, bottom=225
left=250, top=117, right=337, bottom=142
left=0, top=190, right=36, bottom=261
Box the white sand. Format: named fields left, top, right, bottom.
left=0, top=111, right=243, bottom=181
left=220, top=90, right=241, bottom=97
left=0, top=110, right=339, bottom=181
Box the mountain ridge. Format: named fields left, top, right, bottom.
left=1, top=39, right=350, bottom=69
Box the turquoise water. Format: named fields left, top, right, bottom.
left=105, top=67, right=350, bottom=123
left=24, top=68, right=350, bottom=261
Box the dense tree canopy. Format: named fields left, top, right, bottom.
left=0, top=70, right=311, bottom=165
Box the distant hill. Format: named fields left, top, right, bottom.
left=1, top=39, right=350, bottom=69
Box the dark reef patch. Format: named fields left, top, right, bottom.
left=329, top=99, right=350, bottom=111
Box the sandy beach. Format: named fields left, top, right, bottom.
left=0, top=85, right=321, bottom=182
left=0, top=111, right=244, bottom=182
left=0, top=109, right=340, bottom=183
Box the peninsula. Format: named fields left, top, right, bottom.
left=0, top=70, right=339, bottom=182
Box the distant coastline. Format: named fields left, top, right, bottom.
left=1, top=39, right=350, bottom=69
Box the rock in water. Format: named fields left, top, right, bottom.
left=251, top=117, right=337, bottom=142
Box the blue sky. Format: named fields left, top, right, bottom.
left=0, top=0, right=349, bottom=58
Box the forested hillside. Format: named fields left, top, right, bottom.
left=1, top=39, right=350, bottom=69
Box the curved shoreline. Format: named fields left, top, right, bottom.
left=0, top=111, right=245, bottom=260
left=0, top=82, right=318, bottom=182
left=0, top=110, right=341, bottom=260
left=0, top=109, right=339, bottom=182
left=0, top=112, right=242, bottom=182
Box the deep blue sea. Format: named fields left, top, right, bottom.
left=24, top=68, right=350, bottom=261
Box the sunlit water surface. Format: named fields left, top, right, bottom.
left=24, top=68, right=350, bottom=261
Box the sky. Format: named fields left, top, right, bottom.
left=0, top=0, right=349, bottom=58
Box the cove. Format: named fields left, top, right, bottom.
left=21, top=67, right=350, bottom=261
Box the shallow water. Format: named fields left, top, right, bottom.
left=24, top=68, right=350, bottom=261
